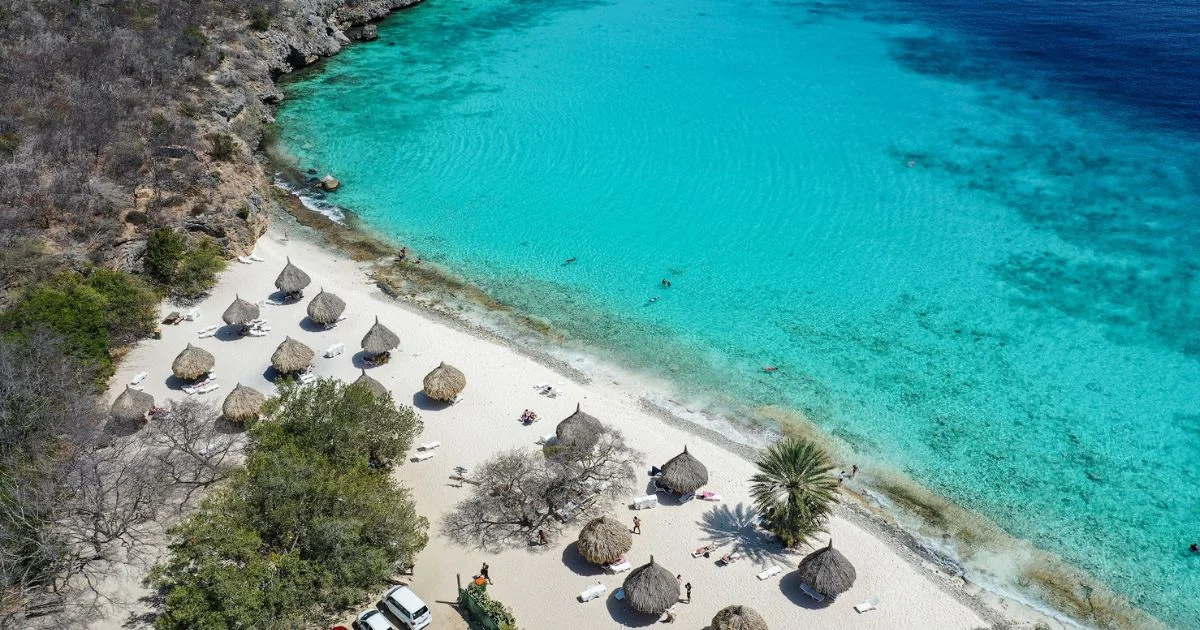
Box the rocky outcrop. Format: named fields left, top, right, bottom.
left=259, top=0, right=422, bottom=75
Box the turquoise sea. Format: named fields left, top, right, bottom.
left=276, top=0, right=1200, bottom=625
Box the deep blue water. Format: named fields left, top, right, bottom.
left=276, top=0, right=1200, bottom=625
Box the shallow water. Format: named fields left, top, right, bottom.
left=276, top=0, right=1200, bottom=624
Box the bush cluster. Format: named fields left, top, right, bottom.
left=150, top=379, right=429, bottom=630
left=144, top=228, right=227, bottom=299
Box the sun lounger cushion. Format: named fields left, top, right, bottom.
left=420, top=441, right=441, bottom=451
left=413, top=452, right=435, bottom=462
left=578, top=584, right=606, bottom=602
left=854, top=597, right=879, bottom=613
left=131, top=371, right=148, bottom=385
left=632, top=495, right=658, bottom=510
left=605, top=560, right=631, bottom=573
left=756, top=566, right=782, bottom=580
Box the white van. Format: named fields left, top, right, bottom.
left=381, top=585, right=432, bottom=630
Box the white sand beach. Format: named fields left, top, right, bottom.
left=90, top=226, right=1046, bottom=630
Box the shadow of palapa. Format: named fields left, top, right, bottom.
left=779, top=570, right=833, bottom=610
left=603, top=589, right=660, bottom=627
left=561, top=542, right=606, bottom=577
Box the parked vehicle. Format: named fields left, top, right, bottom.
left=354, top=608, right=396, bottom=630
left=381, top=586, right=431, bottom=630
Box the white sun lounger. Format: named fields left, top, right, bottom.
left=249, top=254, right=265, bottom=262
left=756, top=565, right=782, bottom=580
left=130, top=371, right=148, bottom=385
left=855, top=597, right=879, bottom=613
left=799, top=583, right=826, bottom=602
left=265, top=299, right=283, bottom=306
left=323, top=342, right=345, bottom=358
left=413, top=451, right=435, bottom=462
left=182, top=385, right=197, bottom=395
left=298, top=372, right=316, bottom=384
left=196, top=382, right=220, bottom=395
left=419, top=441, right=441, bottom=451
left=128, top=384, right=144, bottom=391
left=248, top=329, right=268, bottom=337
left=604, top=559, right=631, bottom=573
left=237, top=256, right=252, bottom=264
left=536, top=433, right=556, bottom=445
left=632, top=494, right=658, bottom=510
left=578, top=583, right=606, bottom=602
left=197, top=324, right=218, bottom=334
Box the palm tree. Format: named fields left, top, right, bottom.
left=750, top=437, right=839, bottom=548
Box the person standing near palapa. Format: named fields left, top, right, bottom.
left=632, top=516, right=642, bottom=534
left=480, top=562, right=491, bottom=584
left=684, top=582, right=692, bottom=603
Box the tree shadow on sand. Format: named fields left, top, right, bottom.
left=697, top=502, right=793, bottom=567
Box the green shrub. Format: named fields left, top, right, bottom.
left=248, top=6, right=271, bottom=31
left=1, top=269, right=158, bottom=375
left=465, top=583, right=519, bottom=629
left=143, top=228, right=227, bottom=299
left=0, top=131, right=19, bottom=155
left=151, top=379, right=429, bottom=630
left=207, top=133, right=237, bottom=161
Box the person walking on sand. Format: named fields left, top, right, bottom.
left=480, top=562, right=491, bottom=584
left=632, top=516, right=642, bottom=534
left=684, top=582, right=692, bottom=603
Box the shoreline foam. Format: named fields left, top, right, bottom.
left=267, top=194, right=1158, bottom=628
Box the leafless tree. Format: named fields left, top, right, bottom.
left=443, top=425, right=640, bottom=550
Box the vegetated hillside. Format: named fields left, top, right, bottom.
left=0, top=0, right=421, bottom=304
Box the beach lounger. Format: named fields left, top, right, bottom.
left=717, top=552, right=738, bottom=566
left=413, top=451, right=435, bottom=462
left=662, top=604, right=678, bottom=623
left=128, top=384, right=144, bottom=391
left=756, top=565, right=782, bottom=580
left=698, top=490, right=721, bottom=502
left=536, top=433, right=556, bottom=445
left=692, top=543, right=718, bottom=558
left=680, top=491, right=696, bottom=503
left=237, top=256, right=252, bottom=264
left=182, top=385, right=197, bottom=396
left=799, top=583, right=826, bottom=602
left=249, top=254, right=265, bottom=262
left=196, top=382, right=220, bottom=395
left=131, top=371, right=148, bottom=385
left=854, top=597, right=879, bottom=613
left=197, top=324, right=218, bottom=335
left=604, top=559, right=632, bottom=574
left=614, top=587, right=625, bottom=601
left=298, top=372, right=316, bottom=384
left=265, top=299, right=283, bottom=306
left=578, top=583, right=606, bottom=602
left=419, top=441, right=441, bottom=451
left=652, top=478, right=670, bottom=494
left=185, top=308, right=201, bottom=321
left=248, top=329, right=268, bottom=337
left=324, top=343, right=345, bottom=358
left=632, top=494, right=658, bottom=510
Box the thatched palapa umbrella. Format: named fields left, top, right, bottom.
left=172, top=343, right=215, bottom=381
left=796, top=540, right=856, bottom=598
left=110, top=386, right=154, bottom=423
left=555, top=403, right=602, bottom=450
left=306, top=288, right=345, bottom=326
left=659, top=446, right=708, bottom=494
left=577, top=515, right=633, bottom=565
left=354, top=368, right=388, bottom=398
left=422, top=362, right=465, bottom=402
left=271, top=336, right=314, bottom=375
left=274, top=257, right=311, bottom=299
left=222, top=383, right=266, bottom=422
left=361, top=315, right=399, bottom=359
left=621, top=555, right=679, bottom=615
left=712, top=605, right=769, bottom=630
left=222, top=294, right=259, bottom=329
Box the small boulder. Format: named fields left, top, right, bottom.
left=320, top=175, right=340, bottom=191
left=360, top=24, right=379, bottom=41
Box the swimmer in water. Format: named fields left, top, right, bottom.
left=661, top=278, right=672, bottom=288
left=564, top=257, right=578, bottom=265
left=763, top=366, right=778, bottom=373
left=906, top=160, right=916, bottom=168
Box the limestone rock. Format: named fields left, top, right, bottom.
left=360, top=24, right=379, bottom=41
left=320, top=175, right=340, bottom=191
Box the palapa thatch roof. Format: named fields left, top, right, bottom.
left=555, top=403, right=602, bottom=450
left=171, top=343, right=215, bottom=380
left=274, top=257, right=311, bottom=294
left=577, top=515, right=633, bottom=565
left=360, top=315, right=399, bottom=356
left=797, top=540, right=856, bottom=597
left=660, top=446, right=708, bottom=493
left=222, top=383, right=266, bottom=422
left=222, top=294, right=259, bottom=326
left=712, top=605, right=769, bottom=630
left=271, top=336, right=314, bottom=374
left=422, top=362, right=465, bottom=401
left=306, top=288, right=346, bottom=325
left=354, top=368, right=388, bottom=398
left=622, top=555, right=679, bottom=615
left=110, top=385, right=154, bottom=422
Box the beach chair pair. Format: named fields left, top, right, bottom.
left=195, top=382, right=220, bottom=395
left=412, top=451, right=435, bottom=462
left=692, top=543, right=718, bottom=558
left=631, top=494, right=658, bottom=510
